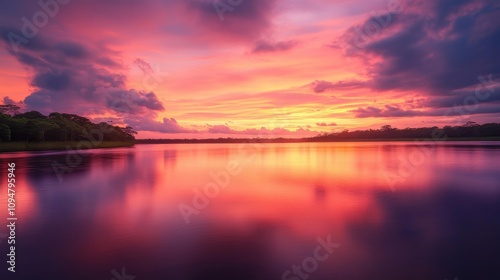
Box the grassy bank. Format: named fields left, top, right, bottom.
left=0, top=141, right=135, bottom=152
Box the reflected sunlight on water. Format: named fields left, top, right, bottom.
left=1, top=142, right=500, bottom=279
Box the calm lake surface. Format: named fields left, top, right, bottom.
left=1, top=142, right=500, bottom=280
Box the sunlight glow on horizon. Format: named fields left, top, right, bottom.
left=1, top=0, right=499, bottom=138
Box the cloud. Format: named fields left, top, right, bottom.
left=2, top=96, right=16, bottom=105
left=252, top=39, right=298, bottom=53
left=336, top=0, right=500, bottom=121
left=105, top=89, right=164, bottom=113
left=424, top=83, right=500, bottom=108
left=2, top=96, right=25, bottom=111
left=316, top=122, right=337, bottom=127
left=0, top=30, right=165, bottom=118
left=182, top=0, right=279, bottom=42
left=206, top=124, right=319, bottom=137
left=129, top=121, right=320, bottom=137
left=134, top=58, right=155, bottom=76
left=0, top=0, right=280, bottom=57
left=125, top=117, right=196, bottom=134
left=311, top=80, right=367, bottom=93
left=350, top=105, right=422, bottom=118
left=342, top=0, right=500, bottom=95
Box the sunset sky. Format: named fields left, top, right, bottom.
left=1, top=0, right=499, bottom=138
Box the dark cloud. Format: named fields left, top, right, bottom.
left=252, top=39, right=298, bottom=53
left=351, top=101, right=500, bottom=119
left=185, top=0, right=278, bottom=41
left=105, top=89, right=164, bottom=113
left=344, top=0, right=500, bottom=95
left=311, top=80, right=367, bottom=93
left=425, top=85, right=500, bottom=109
left=2, top=97, right=13, bottom=104
left=338, top=0, right=500, bottom=120
left=351, top=105, right=422, bottom=118
left=2, top=96, right=17, bottom=105
left=55, top=42, right=89, bottom=59
left=0, top=30, right=164, bottom=117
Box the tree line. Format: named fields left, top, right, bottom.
left=311, top=122, right=500, bottom=141
left=138, top=122, right=500, bottom=144
left=0, top=105, right=136, bottom=142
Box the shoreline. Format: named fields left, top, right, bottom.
left=0, top=141, right=135, bottom=153
left=135, top=137, right=500, bottom=144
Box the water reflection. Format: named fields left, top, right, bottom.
left=0, top=142, right=499, bottom=279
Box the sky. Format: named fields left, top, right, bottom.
left=0, top=0, right=499, bottom=139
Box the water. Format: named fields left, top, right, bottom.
left=1, top=142, right=500, bottom=280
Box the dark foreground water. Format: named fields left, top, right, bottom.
left=1, top=142, right=500, bottom=280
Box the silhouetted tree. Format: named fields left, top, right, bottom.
left=0, top=111, right=137, bottom=143
left=14, top=111, right=46, bottom=119
left=0, top=124, right=11, bottom=141
left=0, top=104, right=20, bottom=116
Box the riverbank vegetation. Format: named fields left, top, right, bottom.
left=138, top=122, right=500, bottom=144
left=0, top=105, right=136, bottom=152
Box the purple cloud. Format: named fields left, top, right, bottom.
left=252, top=39, right=298, bottom=53
left=311, top=80, right=367, bottom=93
left=343, top=0, right=500, bottom=95
left=0, top=32, right=165, bottom=117
left=351, top=105, right=421, bottom=118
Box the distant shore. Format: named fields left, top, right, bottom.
left=0, top=141, right=135, bottom=153
left=136, top=137, right=500, bottom=145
